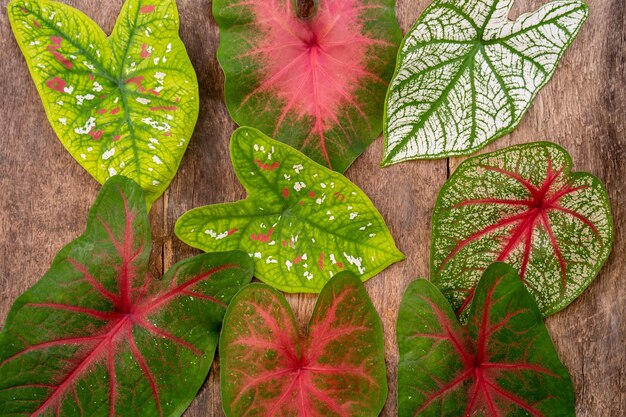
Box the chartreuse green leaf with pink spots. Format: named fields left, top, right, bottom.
left=0, top=176, right=254, bottom=417
left=398, top=263, right=575, bottom=417
left=220, top=272, right=387, bottom=417
left=175, top=127, right=404, bottom=293
left=8, top=0, right=199, bottom=207
left=431, top=142, right=613, bottom=318
left=214, top=0, right=402, bottom=172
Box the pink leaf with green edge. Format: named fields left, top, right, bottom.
left=220, top=271, right=387, bottom=417
left=397, top=263, right=575, bottom=417
left=0, top=176, right=253, bottom=417
left=175, top=127, right=404, bottom=293
left=431, top=142, right=613, bottom=318
left=8, top=0, right=199, bottom=208
left=213, top=0, right=402, bottom=172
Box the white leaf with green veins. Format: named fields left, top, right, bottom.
left=176, top=127, right=405, bottom=293
left=382, top=0, right=588, bottom=165
left=8, top=0, right=199, bottom=207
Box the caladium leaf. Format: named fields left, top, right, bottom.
left=431, top=142, right=613, bottom=317
left=213, top=0, right=402, bottom=172
left=397, top=263, right=575, bottom=417
left=221, top=271, right=387, bottom=417
left=382, top=0, right=588, bottom=164
left=175, top=127, right=404, bottom=293
left=0, top=176, right=253, bottom=417
left=8, top=0, right=199, bottom=207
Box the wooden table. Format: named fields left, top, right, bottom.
left=1, top=0, right=624, bottom=415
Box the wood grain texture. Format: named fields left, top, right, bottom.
left=0, top=0, right=623, bottom=416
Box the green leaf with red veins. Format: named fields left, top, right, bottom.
left=221, top=271, right=387, bottom=417
left=397, top=263, right=575, bottom=417
left=8, top=0, right=199, bottom=208
left=431, top=142, right=613, bottom=318
left=0, top=176, right=253, bottom=417
left=213, top=0, right=402, bottom=172
left=175, top=127, right=404, bottom=293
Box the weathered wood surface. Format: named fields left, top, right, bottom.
left=0, top=0, right=624, bottom=415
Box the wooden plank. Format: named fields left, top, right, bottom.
left=0, top=0, right=623, bottom=416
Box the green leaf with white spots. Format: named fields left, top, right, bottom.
left=175, top=127, right=404, bottom=293
left=431, top=142, right=613, bottom=318
left=8, top=0, right=199, bottom=207
left=382, top=0, right=588, bottom=165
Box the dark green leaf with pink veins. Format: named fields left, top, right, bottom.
left=220, top=271, right=387, bottom=417
left=431, top=142, right=613, bottom=318
left=213, top=0, right=402, bottom=172
left=397, top=263, right=575, bottom=417
left=8, top=0, right=199, bottom=208
left=0, top=176, right=254, bottom=417
left=175, top=127, right=404, bottom=294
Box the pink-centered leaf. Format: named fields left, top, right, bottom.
left=213, top=0, right=402, bottom=172
left=0, top=176, right=253, bottom=417
left=220, top=272, right=387, bottom=417
left=431, top=142, right=613, bottom=318
left=397, top=263, right=575, bottom=417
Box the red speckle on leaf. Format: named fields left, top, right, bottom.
left=140, top=5, right=156, bottom=14
left=228, top=228, right=239, bottom=236
left=293, top=254, right=303, bottom=264
left=19, top=7, right=29, bottom=14
left=298, top=201, right=304, bottom=206
left=250, top=228, right=275, bottom=243
left=46, top=76, right=67, bottom=93
left=51, top=51, right=73, bottom=69
left=32, top=19, right=41, bottom=29
left=125, top=76, right=160, bottom=96
left=239, top=0, right=392, bottom=169
left=88, top=74, right=95, bottom=81
left=126, top=76, right=145, bottom=89
left=97, top=109, right=108, bottom=115
left=174, top=97, right=180, bottom=103
left=336, top=262, right=344, bottom=269
left=254, top=159, right=281, bottom=172
left=442, top=157, right=599, bottom=315
left=141, top=43, right=151, bottom=59
left=308, top=191, right=316, bottom=198
left=333, top=192, right=346, bottom=202
left=113, top=135, right=122, bottom=141
left=281, top=240, right=287, bottom=247
left=89, top=130, right=104, bottom=141
left=47, top=36, right=73, bottom=70
left=282, top=188, right=290, bottom=199
left=164, top=132, right=172, bottom=137
left=110, top=107, right=121, bottom=115
left=318, top=253, right=324, bottom=270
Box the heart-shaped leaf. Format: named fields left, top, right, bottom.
left=220, top=271, right=387, bottom=417
left=0, top=176, right=253, bottom=417
left=382, top=0, right=588, bottom=164
left=8, top=0, right=199, bottom=207
left=397, top=263, right=575, bottom=417
left=431, top=142, right=613, bottom=317
left=214, top=0, right=402, bottom=172
left=175, top=127, right=404, bottom=293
